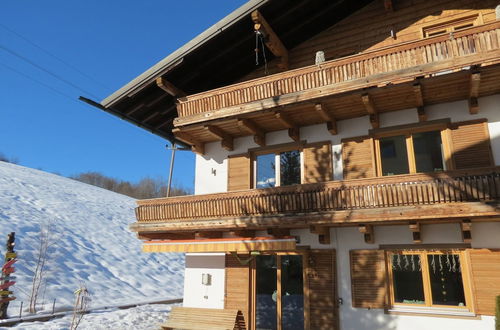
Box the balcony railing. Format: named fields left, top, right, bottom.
left=175, top=22, right=500, bottom=123
left=135, top=168, right=500, bottom=223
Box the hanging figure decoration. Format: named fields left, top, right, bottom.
left=0, top=232, right=17, bottom=319
left=255, top=30, right=269, bottom=75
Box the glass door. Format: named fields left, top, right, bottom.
left=255, top=254, right=305, bottom=330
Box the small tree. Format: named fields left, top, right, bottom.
left=28, top=221, right=54, bottom=313
left=70, top=284, right=90, bottom=330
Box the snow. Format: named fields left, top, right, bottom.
left=0, top=161, right=184, bottom=316
left=5, top=303, right=176, bottom=330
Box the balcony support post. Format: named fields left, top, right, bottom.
left=195, top=231, right=223, bottom=239
left=172, top=129, right=205, bottom=154
left=469, top=70, right=481, bottom=114
left=413, top=82, right=427, bottom=122
left=274, top=112, right=300, bottom=142
left=461, top=219, right=472, bottom=243
left=358, top=224, right=375, bottom=244
left=267, top=228, right=291, bottom=238
left=362, top=94, right=379, bottom=129
left=238, top=119, right=266, bottom=147
left=409, top=222, right=422, bottom=244
left=204, top=125, right=234, bottom=151
left=310, top=226, right=331, bottom=245
left=315, top=103, right=338, bottom=135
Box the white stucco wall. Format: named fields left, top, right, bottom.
left=190, top=95, right=500, bottom=327
left=194, top=94, right=500, bottom=194
left=182, top=253, right=226, bottom=309
left=292, top=223, right=498, bottom=330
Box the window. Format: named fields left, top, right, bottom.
left=388, top=250, right=471, bottom=309
left=376, top=129, right=446, bottom=176
left=255, top=150, right=301, bottom=188
left=423, top=15, right=480, bottom=38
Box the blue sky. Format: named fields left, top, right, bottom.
left=0, top=0, right=247, bottom=191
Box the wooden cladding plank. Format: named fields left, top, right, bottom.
left=228, top=154, right=251, bottom=191
left=350, top=249, right=387, bottom=309
left=450, top=119, right=494, bottom=169
left=308, top=250, right=337, bottom=330
left=225, top=254, right=250, bottom=329
left=303, top=141, right=333, bottom=184
left=342, top=136, right=376, bottom=180
left=467, top=249, right=500, bottom=316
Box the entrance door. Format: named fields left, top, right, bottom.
left=254, top=254, right=305, bottom=330
left=252, top=250, right=338, bottom=330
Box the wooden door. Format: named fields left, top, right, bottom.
left=251, top=251, right=338, bottom=330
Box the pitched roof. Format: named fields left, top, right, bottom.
left=97, top=0, right=373, bottom=144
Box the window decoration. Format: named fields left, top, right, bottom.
left=388, top=250, right=469, bottom=309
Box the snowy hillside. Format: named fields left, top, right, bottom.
left=0, top=161, right=184, bottom=314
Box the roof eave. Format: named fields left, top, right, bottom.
left=101, top=0, right=270, bottom=108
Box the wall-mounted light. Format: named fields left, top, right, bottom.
left=202, top=273, right=212, bottom=286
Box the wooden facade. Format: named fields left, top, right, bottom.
left=101, top=0, right=500, bottom=328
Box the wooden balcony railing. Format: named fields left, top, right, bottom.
left=176, top=22, right=500, bottom=123
left=135, top=168, right=500, bottom=223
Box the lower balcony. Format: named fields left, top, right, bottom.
left=131, top=167, right=500, bottom=235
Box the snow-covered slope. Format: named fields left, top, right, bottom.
left=0, top=161, right=184, bottom=313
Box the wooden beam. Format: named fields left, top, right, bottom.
left=228, top=230, right=256, bottom=238
left=369, top=114, right=380, bottom=129
left=195, top=231, right=223, bottom=239
left=315, top=103, right=337, bottom=135
left=417, top=106, right=427, bottom=122
left=156, top=77, right=186, bottom=97
left=172, top=129, right=205, bottom=154
left=138, top=232, right=195, bottom=240
left=384, top=0, right=394, bottom=11
left=237, top=119, right=266, bottom=147
left=361, top=94, right=376, bottom=114
left=267, top=228, right=290, bottom=238
left=251, top=10, right=289, bottom=70
left=413, top=82, right=427, bottom=121
left=409, top=222, right=422, bottom=244
left=274, top=112, right=300, bottom=142
left=204, top=125, right=234, bottom=151
left=358, top=224, right=374, bottom=244
left=469, top=71, right=481, bottom=114
left=461, top=219, right=472, bottom=243
left=310, top=226, right=331, bottom=245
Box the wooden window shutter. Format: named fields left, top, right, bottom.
left=303, top=141, right=333, bottom=183
left=225, top=253, right=250, bottom=329
left=342, top=136, right=375, bottom=180
left=467, top=249, right=500, bottom=315
left=227, top=154, right=251, bottom=191
left=307, top=249, right=338, bottom=330
left=350, top=249, right=387, bottom=309
left=449, top=119, right=494, bottom=170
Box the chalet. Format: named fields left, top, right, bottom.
left=96, top=0, right=500, bottom=329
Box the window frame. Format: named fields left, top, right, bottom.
left=386, top=249, right=474, bottom=311
left=251, top=144, right=305, bottom=189
left=372, top=121, right=453, bottom=176
left=422, top=14, right=482, bottom=38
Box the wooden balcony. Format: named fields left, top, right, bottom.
left=171, top=22, right=500, bottom=151
left=132, top=168, right=500, bottom=233
left=176, top=22, right=500, bottom=125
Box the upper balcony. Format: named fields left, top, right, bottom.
left=173, top=22, right=500, bottom=152
left=131, top=167, right=500, bottom=237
